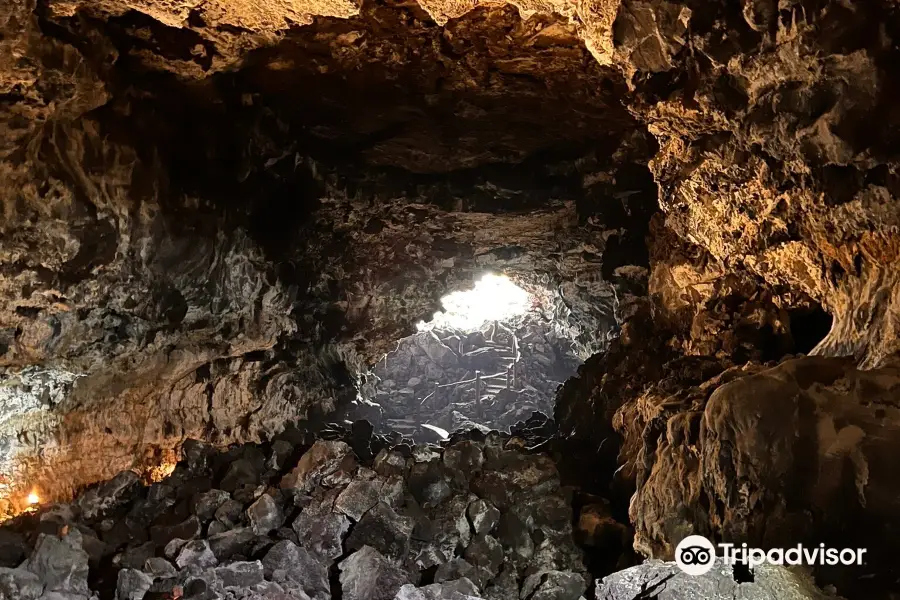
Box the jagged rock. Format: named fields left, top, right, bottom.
left=335, top=480, right=386, bottom=521
left=214, top=499, right=245, bottom=528
left=292, top=495, right=351, bottom=562
left=345, top=502, right=416, bottom=560
left=463, top=535, right=503, bottom=577
left=143, top=557, right=177, bottom=578
left=247, top=494, right=284, bottom=535
left=595, top=561, right=843, bottom=600
left=395, top=578, right=482, bottom=600
left=521, top=571, right=586, bottom=600
left=192, top=490, right=232, bottom=521
left=25, top=530, right=90, bottom=595
left=150, top=516, right=201, bottom=546
left=78, top=471, right=141, bottom=521
left=416, top=333, right=459, bottom=369
left=116, top=568, right=154, bottom=600
left=163, top=538, right=188, bottom=560
left=467, top=500, right=500, bottom=536
left=262, top=540, right=330, bottom=600
left=282, top=441, right=353, bottom=493
left=215, top=561, right=265, bottom=588
left=268, top=440, right=295, bottom=471
left=175, top=540, right=218, bottom=569
left=221, top=459, right=261, bottom=493
left=340, top=546, right=410, bottom=600
left=208, top=528, right=256, bottom=561
left=0, top=567, right=44, bottom=600
left=115, top=542, right=156, bottom=570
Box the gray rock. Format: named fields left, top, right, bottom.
left=340, top=546, right=410, bottom=600
left=143, top=557, right=177, bottom=578
left=464, top=535, right=503, bottom=576
left=293, top=497, right=351, bottom=562
left=221, top=458, right=261, bottom=492
left=215, top=560, right=265, bottom=588
left=416, top=332, right=459, bottom=369
left=150, top=516, right=201, bottom=546
left=521, top=571, right=585, bottom=600
left=345, top=502, right=415, bottom=560
left=208, top=521, right=228, bottom=536
left=281, top=441, right=352, bottom=493
left=208, top=527, right=256, bottom=561
left=163, top=538, right=188, bottom=560
left=78, top=471, right=141, bottom=521
left=262, top=540, right=330, bottom=600
left=115, top=568, right=154, bottom=600
left=595, top=560, right=844, bottom=600
left=114, top=542, right=156, bottom=570
left=435, top=559, right=491, bottom=590
left=335, top=480, right=383, bottom=521
left=395, top=577, right=482, bottom=600
left=192, top=489, right=232, bottom=521
left=0, top=567, right=44, bottom=600
left=467, top=500, right=499, bottom=535
left=25, top=530, right=90, bottom=594
left=175, top=540, right=218, bottom=569
left=248, top=494, right=284, bottom=534
left=269, top=440, right=294, bottom=471
left=215, top=498, right=244, bottom=527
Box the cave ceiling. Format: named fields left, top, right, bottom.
left=1, top=0, right=900, bottom=534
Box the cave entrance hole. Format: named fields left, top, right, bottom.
left=353, top=273, right=585, bottom=443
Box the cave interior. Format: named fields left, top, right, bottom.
left=2, top=0, right=900, bottom=598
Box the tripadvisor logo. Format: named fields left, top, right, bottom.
left=674, top=535, right=867, bottom=576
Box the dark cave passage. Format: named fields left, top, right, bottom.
left=789, top=304, right=834, bottom=355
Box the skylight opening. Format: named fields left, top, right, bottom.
left=417, top=273, right=532, bottom=332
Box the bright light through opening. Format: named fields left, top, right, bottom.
left=418, top=274, right=531, bottom=331
left=26, top=491, right=40, bottom=506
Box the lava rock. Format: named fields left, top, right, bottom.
left=396, top=577, right=481, bottom=600
left=220, top=459, right=260, bottom=492
left=467, top=500, right=500, bottom=535
left=521, top=570, right=586, bottom=600
left=214, top=560, right=265, bottom=588
left=416, top=332, right=459, bottom=369
left=78, top=471, right=142, bottom=521
left=595, top=560, right=843, bottom=599
left=262, top=540, right=330, bottom=600
left=25, top=529, right=90, bottom=595
left=150, top=516, right=201, bottom=546
left=192, top=490, right=231, bottom=521
left=116, top=568, right=154, bottom=600
left=281, top=441, right=353, bottom=493
left=345, top=502, right=415, bottom=560
left=292, top=495, right=351, bottom=562
left=115, top=541, right=156, bottom=569
left=0, top=530, right=27, bottom=568
left=144, top=557, right=177, bottom=578
left=0, top=567, right=44, bottom=600
left=339, top=546, right=410, bottom=600
left=175, top=540, right=218, bottom=569
left=247, top=493, right=284, bottom=534
left=335, top=479, right=383, bottom=521
left=208, top=527, right=255, bottom=561
left=214, top=498, right=244, bottom=528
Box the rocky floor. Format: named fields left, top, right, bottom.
left=0, top=421, right=594, bottom=600
left=0, top=417, right=848, bottom=600
left=352, top=315, right=580, bottom=441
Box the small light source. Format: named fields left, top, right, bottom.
left=26, top=491, right=40, bottom=506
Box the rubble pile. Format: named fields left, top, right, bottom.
left=355, top=316, right=580, bottom=441
left=0, top=425, right=592, bottom=600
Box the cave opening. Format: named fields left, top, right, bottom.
left=349, top=273, right=589, bottom=442
left=789, top=304, right=834, bottom=355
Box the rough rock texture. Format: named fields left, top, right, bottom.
left=0, top=427, right=590, bottom=600
left=4, top=0, right=900, bottom=597
left=596, top=560, right=842, bottom=600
